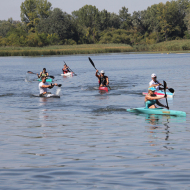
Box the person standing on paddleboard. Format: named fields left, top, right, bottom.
left=37, top=68, right=49, bottom=79
left=145, top=87, right=169, bottom=109
left=62, top=64, right=70, bottom=74
left=39, top=76, right=58, bottom=95
left=95, top=70, right=109, bottom=87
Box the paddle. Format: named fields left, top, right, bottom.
left=63, top=61, right=77, bottom=76
left=163, top=80, right=169, bottom=109
left=49, top=83, right=62, bottom=88
left=27, top=71, right=55, bottom=79
left=88, top=57, right=111, bottom=90
left=156, top=80, right=174, bottom=93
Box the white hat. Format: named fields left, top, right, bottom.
left=100, top=70, right=105, bottom=74
left=151, top=73, right=156, bottom=78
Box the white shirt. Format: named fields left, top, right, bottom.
left=149, top=80, right=160, bottom=91
left=39, top=82, right=49, bottom=94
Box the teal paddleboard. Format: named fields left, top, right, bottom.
left=127, top=107, right=186, bottom=117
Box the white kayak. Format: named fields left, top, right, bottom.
left=32, top=94, right=60, bottom=98
left=61, top=72, right=73, bottom=77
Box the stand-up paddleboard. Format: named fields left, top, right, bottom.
left=127, top=107, right=186, bottom=117
left=61, top=72, right=73, bottom=77
left=142, top=90, right=174, bottom=98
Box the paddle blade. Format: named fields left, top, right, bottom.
left=88, top=57, right=96, bottom=70
left=168, top=88, right=174, bottom=93
left=57, top=84, right=62, bottom=87
left=49, top=75, right=55, bottom=79
left=27, top=71, right=35, bottom=74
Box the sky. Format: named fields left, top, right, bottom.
left=0, top=0, right=171, bottom=21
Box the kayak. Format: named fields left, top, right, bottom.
left=99, top=86, right=108, bottom=92
left=127, top=107, right=186, bottom=117
left=37, top=78, right=53, bottom=82
left=142, top=90, right=174, bottom=98
left=32, top=94, right=60, bottom=98
left=61, top=72, right=73, bottom=77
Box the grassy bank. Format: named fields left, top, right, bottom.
left=0, top=44, right=133, bottom=56
left=0, top=40, right=190, bottom=56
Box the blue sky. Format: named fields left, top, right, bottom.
left=0, top=0, right=171, bottom=21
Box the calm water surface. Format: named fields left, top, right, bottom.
left=0, top=53, right=190, bottom=189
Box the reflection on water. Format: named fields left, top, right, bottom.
left=144, top=114, right=186, bottom=125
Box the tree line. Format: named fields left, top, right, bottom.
left=0, top=0, right=190, bottom=47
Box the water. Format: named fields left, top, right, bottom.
left=0, top=53, right=190, bottom=189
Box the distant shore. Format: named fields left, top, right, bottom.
left=0, top=40, right=190, bottom=56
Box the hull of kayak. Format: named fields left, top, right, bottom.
left=127, top=107, right=186, bottom=117
left=32, top=94, right=60, bottom=98
left=99, top=86, right=108, bottom=92
left=37, top=78, right=52, bottom=82
left=61, top=72, right=73, bottom=77
left=142, top=90, right=174, bottom=98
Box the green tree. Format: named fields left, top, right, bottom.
left=37, top=8, right=76, bottom=43
left=20, top=0, right=52, bottom=32
left=119, top=7, right=132, bottom=30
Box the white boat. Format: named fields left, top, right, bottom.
left=61, top=72, right=73, bottom=77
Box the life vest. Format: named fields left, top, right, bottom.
left=99, top=76, right=107, bottom=86
left=63, top=68, right=69, bottom=74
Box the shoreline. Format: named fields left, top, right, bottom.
left=0, top=41, right=190, bottom=56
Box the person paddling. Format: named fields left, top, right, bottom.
left=39, top=76, right=58, bottom=96
left=145, top=87, right=169, bottom=109
left=95, top=70, right=109, bottom=87
left=37, top=68, right=49, bottom=79
left=149, top=73, right=167, bottom=91
left=62, top=64, right=70, bottom=74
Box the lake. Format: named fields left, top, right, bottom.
left=0, top=53, right=189, bottom=189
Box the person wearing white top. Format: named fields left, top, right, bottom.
left=39, top=76, right=58, bottom=95
left=149, top=73, right=165, bottom=91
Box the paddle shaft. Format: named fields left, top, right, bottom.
left=156, top=80, right=174, bottom=93
left=163, top=80, right=169, bottom=109
left=88, top=57, right=111, bottom=90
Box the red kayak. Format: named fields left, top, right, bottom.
left=99, top=86, right=108, bottom=92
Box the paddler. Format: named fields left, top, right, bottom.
left=149, top=73, right=166, bottom=91
left=145, top=87, right=169, bottom=109
left=62, top=64, right=70, bottom=74
left=39, top=76, right=58, bottom=96
left=95, top=70, right=109, bottom=87
left=37, top=68, right=49, bottom=79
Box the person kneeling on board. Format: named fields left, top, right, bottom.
left=62, top=64, right=70, bottom=74
left=95, top=70, right=109, bottom=87
left=149, top=73, right=167, bottom=91
left=145, top=87, right=169, bottom=109
left=37, top=68, right=49, bottom=79
left=39, top=76, right=58, bottom=96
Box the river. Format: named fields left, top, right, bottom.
left=0, top=53, right=189, bottom=189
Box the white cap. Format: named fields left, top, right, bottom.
left=151, top=73, right=156, bottom=78
left=100, top=70, right=105, bottom=74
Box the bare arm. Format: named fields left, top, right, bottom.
left=156, top=100, right=169, bottom=109
left=95, top=70, right=100, bottom=79
left=106, top=76, right=109, bottom=86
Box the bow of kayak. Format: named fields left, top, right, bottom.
left=127, top=107, right=186, bottom=117
left=99, top=86, right=109, bottom=92
left=61, top=72, right=73, bottom=77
